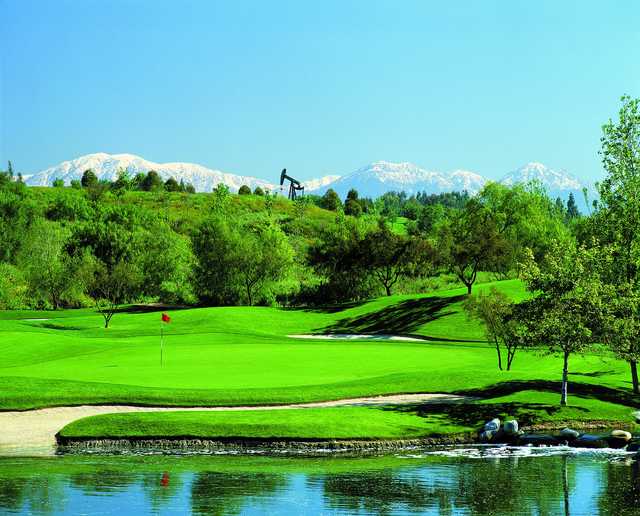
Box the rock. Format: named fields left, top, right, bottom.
left=504, top=420, right=519, bottom=435
left=484, top=418, right=500, bottom=432
left=610, top=430, right=632, bottom=441
left=574, top=434, right=609, bottom=449
left=479, top=430, right=497, bottom=443
left=559, top=428, right=580, bottom=440
left=518, top=434, right=561, bottom=446
left=627, top=440, right=640, bottom=452
left=606, top=430, right=633, bottom=449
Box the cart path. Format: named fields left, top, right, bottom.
left=0, top=392, right=474, bottom=455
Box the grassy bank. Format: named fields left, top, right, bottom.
left=58, top=390, right=639, bottom=442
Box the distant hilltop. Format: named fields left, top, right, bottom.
left=23, top=153, right=594, bottom=207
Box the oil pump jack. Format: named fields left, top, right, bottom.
left=279, top=169, right=305, bottom=200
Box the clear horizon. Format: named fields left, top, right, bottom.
left=2, top=0, right=639, bottom=182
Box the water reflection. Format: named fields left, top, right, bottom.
left=0, top=451, right=638, bottom=515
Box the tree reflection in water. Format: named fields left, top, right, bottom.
left=0, top=454, right=638, bottom=515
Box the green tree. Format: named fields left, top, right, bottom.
left=515, top=242, right=608, bottom=405
left=81, top=169, right=98, bottom=188
left=438, top=199, right=507, bottom=294
left=320, top=188, right=342, bottom=212
left=192, top=217, right=242, bottom=305
left=0, top=263, right=28, bottom=309
left=164, top=177, right=180, bottom=192
left=566, top=193, right=580, bottom=219
left=140, top=170, right=164, bottom=192
left=52, top=178, right=64, bottom=188
left=464, top=287, right=520, bottom=370
left=92, top=260, right=141, bottom=328
left=70, top=179, right=82, bottom=189
left=132, top=172, right=146, bottom=190
left=112, top=169, right=132, bottom=192
left=211, top=183, right=231, bottom=213
left=238, top=185, right=251, bottom=195
left=602, top=284, right=640, bottom=394
left=16, top=219, right=88, bottom=309
left=253, top=186, right=265, bottom=196
left=596, top=95, right=640, bottom=392
left=344, top=198, right=362, bottom=217
left=7, top=160, right=13, bottom=179
left=233, top=222, right=294, bottom=305
left=360, top=221, right=432, bottom=296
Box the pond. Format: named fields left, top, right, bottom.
left=1, top=447, right=639, bottom=515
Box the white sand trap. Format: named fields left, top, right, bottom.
left=0, top=393, right=473, bottom=456
left=289, top=334, right=425, bottom=342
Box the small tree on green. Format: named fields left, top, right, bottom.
left=464, top=287, right=519, bottom=370
left=253, top=186, right=265, bottom=196
left=238, top=185, right=251, bottom=195
left=81, top=169, right=98, bottom=188
left=515, top=242, right=608, bottom=406
left=52, top=178, right=64, bottom=188
left=7, top=160, right=13, bottom=179
left=92, top=260, right=141, bottom=328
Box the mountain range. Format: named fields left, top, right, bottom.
left=23, top=153, right=593, bottom=208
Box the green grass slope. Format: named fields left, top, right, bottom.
left=0, top=279, right=634, bottom=414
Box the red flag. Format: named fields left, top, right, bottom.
left=161, top=313, right=171, bottom=323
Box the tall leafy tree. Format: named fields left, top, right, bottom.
left=515, top=241, right=608, bottom=405
left=596, top=95, right=640, bottom=392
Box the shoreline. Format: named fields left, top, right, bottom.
left=55, top=421, right=638, bottom=454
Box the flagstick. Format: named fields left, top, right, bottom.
left=160, top=323, right=164, bottom=367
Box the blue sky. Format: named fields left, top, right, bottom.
left=1, top=0, right=638, bottom=182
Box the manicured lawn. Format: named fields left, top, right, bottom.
left=59, top=391, right=640, bottom=441
left=0, top=279, right=634, bottom=412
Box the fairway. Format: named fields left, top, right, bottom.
left=0, top=280, right=633, bottom=411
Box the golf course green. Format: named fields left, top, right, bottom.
left=1, top=279, right=638, bottom=442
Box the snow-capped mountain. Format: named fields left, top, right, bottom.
left=26, top=153, right=276, bottom=193
left=307, top=161, right=486, bottom=198
left=302, top=174, right=341, bottom=192
left=500, top=162, right=593, bottom=209
left=26, top=154, right=593, bottom=210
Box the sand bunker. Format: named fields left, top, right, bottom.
left=0, top=393, right=472, bottom=455
left=288, top=334, right=425, bottom=342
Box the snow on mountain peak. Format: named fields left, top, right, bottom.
left=26, top=153, right=275, bottom=193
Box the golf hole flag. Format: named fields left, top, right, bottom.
left=160, top=313, right=170, bottom=366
